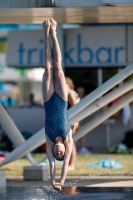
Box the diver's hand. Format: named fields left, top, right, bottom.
left=53, top=183, right=62, bottom=191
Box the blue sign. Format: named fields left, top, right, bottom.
left=64, top=34, right=125, bottom=64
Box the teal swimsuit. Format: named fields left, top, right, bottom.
left=44, top=93, right=70, bottom=143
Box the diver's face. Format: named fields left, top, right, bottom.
left=54, top=143, right=65, bottom=160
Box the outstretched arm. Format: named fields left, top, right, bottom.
left=45, top=135, right=56, bottom=186
left=60, top=132, right=73, bottom=185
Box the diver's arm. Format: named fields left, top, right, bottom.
left=60, top=132, right=73, bottom=185
left=45, top=135, right=56, bottom=186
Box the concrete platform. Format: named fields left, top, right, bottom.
left=6, top=176, right=133, bottom=187
left=0, top=171, right=6, bottom=188
left=23, top=165, right=48, bottom=181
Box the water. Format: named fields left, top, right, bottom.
left=0, top=186, right=133, bottom=200
left=1, top=174, right=133, bottom=199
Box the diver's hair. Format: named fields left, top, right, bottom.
left=53, top=144, right=64, bottom=161
left=54, top=154, right=64, bottom=161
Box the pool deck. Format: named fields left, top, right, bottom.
left=6, top=176, right=133, bottom=187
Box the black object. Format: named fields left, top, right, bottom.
left=123, top=130, right=133, bottom=148
left=0, top=133, right=13, bottom=152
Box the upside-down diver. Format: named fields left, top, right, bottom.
left=42, top=18, right=74, bottom=191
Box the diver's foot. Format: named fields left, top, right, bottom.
left=49, top=18, right=57, bottom=36
left=42, top=19, right=50, bottom=34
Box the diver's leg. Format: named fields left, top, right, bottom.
left=50, top=18, right=68, bottom=101
left=42, top=19, right=54, bottom=102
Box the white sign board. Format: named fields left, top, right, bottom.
left=7, top=26, right=128, bottom=67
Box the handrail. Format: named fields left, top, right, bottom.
left=68, top=62, right=133, bottom=119
left=70, top=79, right=133, bottom=124
left=73, top=90, right=133, bottom=142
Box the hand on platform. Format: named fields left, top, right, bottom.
left=53, top=182, right=62, bottom=191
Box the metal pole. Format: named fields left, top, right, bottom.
left=0, top=104, right=36, bottom=165
left=106, top=123, right=110, bottom=149
left=68, top=62, right=133, bottom=119
left=98, top=68, right=103, bottom=87
left=70, top=79, right=133, bottom=124
left=73, top=91, right=133, bottom=142
left=45, top=0, right=55, bottom=7
left=103, top=118, right=116, bottom=151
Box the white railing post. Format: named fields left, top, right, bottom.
left=73, top=91, right=133, bottom=142
left=70, top=79, right=133, bottom=124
